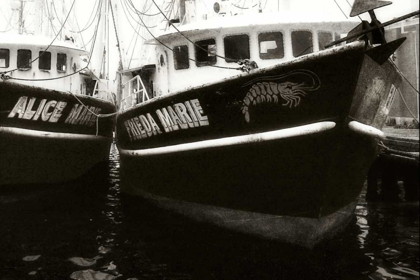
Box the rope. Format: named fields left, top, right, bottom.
left=333, top=0, right=348, bottom=19
left=45, top=0, right=59, bottom=37
left=151, top=0, right=240, bottom=63
left=68, top=91, right=118, bottom=118
left=126, top=0, right=161, bottom=17
left=389, top=60, right=420, bottom=95
left=67, top=91, right=118, bottom=136
left=119, top=0, right=149, bottom=41
left=396, top=88, right=419, bottom=123
left=122, top=0, right=159, bottom=28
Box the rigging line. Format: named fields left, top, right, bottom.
left=163, top=0, right=176, bottom=29
left=118, top=0, right=149, bottom=40
left=81, top=28, right=99, bottom=50
left=151, top=0, right=240, bottom=63
left=141, top=0, right=155, bottom=14
left=125, top=0, right=161, bottom=17
left=390, top=60, right=420, bottom=95
left=74, top=0, right=101, bottom=33
left=45, top=0, right=59, bottom=37
left=135, top=1, right=241, bottom=71
left=122, top=0, right=158, bottom=29
left=1, top=0, right=77, bottom=76
left=397, top=88, right=419, bottom=123
left=199, top=0, right=210, bottom=13
left=263, top=0, right=269, bottom=10
left=121, top=0, right=157, bottom=36
left=2, top=0, right=102, bottom=82
left=52, top=1, right=71, bottom=31
left=0, top=27, right=14, bottom=33
left=0, top=11, right=13, bottom=32
left=333, top=0, right=348, bottom=19
left=53, top=0, right=100, bottom=34
left=232, top=3, right=258, bottom=9
left=125, top=0, right=149, bottom=63
left=128, top=23, right=142, bottom=68
left=0, top=5, right=9, bottom=22
left=125, top=0, right=159, bottom=28
left=72, top=2, right=86, bottom=50
left=67, top=91, right=118, bottom=118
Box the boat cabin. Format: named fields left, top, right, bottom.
left=0, top=34, right=98, bottom=97
left=119, top=12, right=357, bottom=110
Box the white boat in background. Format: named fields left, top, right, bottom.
left=114, top=0, right=417, bottom=248
left=0, top=0, right=116, bottom=186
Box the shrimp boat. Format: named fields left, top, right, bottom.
left=0, top=0, right=116, bottom=186
left=115, top=0, right=416, bottom=248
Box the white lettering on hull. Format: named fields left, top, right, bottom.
left=8, top=96, right=101, bottom=127
left=124, top=99, right=209, bottom=142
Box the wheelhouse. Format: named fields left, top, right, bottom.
left=0, top=34, right=98, bottom=97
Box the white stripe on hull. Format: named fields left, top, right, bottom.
left=119, top=121, right=337, bottom=156
left=0, top=126, right=111, bottom=141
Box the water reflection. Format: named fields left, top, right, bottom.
left=355, top=190, right=419, bottom=280
left=0, top=145, right=418, bottom=279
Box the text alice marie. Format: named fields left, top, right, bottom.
left=8, top=96, right=101, bottom=126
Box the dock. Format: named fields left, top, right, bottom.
left=367, top=127, right=419, bottom=201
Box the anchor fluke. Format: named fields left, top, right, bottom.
left=350, top=0, right=392, bottom=17
left=366, top=37, right=406, bottom=65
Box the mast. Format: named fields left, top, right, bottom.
left=19, top=0, right=24, bottom=34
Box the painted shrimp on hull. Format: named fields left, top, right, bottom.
left=241, top=70, right=321, bottom=122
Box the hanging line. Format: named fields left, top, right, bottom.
left=68, top=91, right=119, bottom=136
left=133, top=1, right=244, bottom=71
left=150, top=0, right=256, bottom=72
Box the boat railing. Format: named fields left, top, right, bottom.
left=120, top=75, right=150, bottom=110
left=92, top=80, right=116, bottom=104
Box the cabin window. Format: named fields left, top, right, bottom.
left=38, top=51, right=51, bottom=70
left=0, top=49, right=9, bottom=68
left=195, top=39, right=217, bottom=67
left=291, top=31, right=313, bottom=57
left=224, top=34, right=250, bottom=62
left=258, top=32, right=284, bottom=59
left=174, top=45, right=189, bottom=70
left=17, top=49, right=32, bottom=69
left=318, top=32, right=333, bottom=51
left=57, top=53, right=67, bottom=72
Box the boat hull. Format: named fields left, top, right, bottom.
left=0, top=82, right=116, bottom=186
left=116, top=42, right=402, bottom=248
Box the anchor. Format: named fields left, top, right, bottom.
left=325, top=0, right=419, bottom=65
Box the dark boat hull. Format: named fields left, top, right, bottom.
left=0, top=82, right=116, bottom=186
left=116, top=42, right=402, bottom=248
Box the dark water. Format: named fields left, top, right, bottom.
left=0, top=144, right=418, bottom=280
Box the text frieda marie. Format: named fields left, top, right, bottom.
left=8, top=96, right=101, bottom=126
left=124, top=99, right=209, bottom=142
